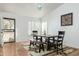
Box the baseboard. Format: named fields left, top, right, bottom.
left=4, top=41, right=15, bottom=44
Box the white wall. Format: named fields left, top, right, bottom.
left=42, top=3, right=79, bottom=48
left=16, top=16, right=34, bottom=42
left=0, top=12, right=39, bottom=43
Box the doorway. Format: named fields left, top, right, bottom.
left=2, top=17, right=16, bottom=43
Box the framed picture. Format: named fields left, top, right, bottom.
left=61, top=13, right=73, bottom=26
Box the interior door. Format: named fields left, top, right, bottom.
left=2, top=17, right=15, bottom=43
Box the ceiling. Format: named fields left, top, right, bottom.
left=0, top=3, right=63, bottom=18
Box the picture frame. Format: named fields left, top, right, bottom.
left=61, top=13, right=73, bottom=26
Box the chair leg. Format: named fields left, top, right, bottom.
left=42, top=44, right=44, bottom=51
left=62, top=48, right=63, bottom=52
left=29, top=41, right=32, bottom=50
left=33, top=42, right=35, bottom=46
left=47, top=43, right=51, bottom=51
left=57, top=45, right=58, bottom=55
left=30, top=41, right=31, bottom=46
left=34, top=45, right=37, bottom=52
left=61, top=45, right=63, bottom=52
left=47, top=43, right=49, bottom=51
left=39, top=44, right=41, bottom=53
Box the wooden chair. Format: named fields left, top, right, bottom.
left=29, top=35, right=45, bottom=53
left=46, top=36, right=54, bottom=50
left=53, top=31, right=65, bottom=54
left=29, top=35, right=38, bottom=50
left=35, top=36, right=45, bottom=53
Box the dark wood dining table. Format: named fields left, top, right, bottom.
left=36, top=35, right=58, bottom=51
left=31, top=34, right=58, bottom=52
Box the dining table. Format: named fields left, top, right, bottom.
left=35, top=34, right=58, bottom=51
left=31, top=34, right=58, bottom=52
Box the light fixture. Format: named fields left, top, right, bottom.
left=37, top=3, right=43, bottom=10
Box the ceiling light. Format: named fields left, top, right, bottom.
left=37, top=3, right=43, bottom=10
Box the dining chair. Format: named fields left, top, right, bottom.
left=35, top=36, right=45, bottom=53
left=29, top=35, right=45, bottom=53
left=46, top=36, right=54, bottom=50
left=53, top=31, right=65, bottom=54
left=29, top=35, right=38, bottom=50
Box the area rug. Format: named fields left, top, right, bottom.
left=23, top=45, right=77, bottom=56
